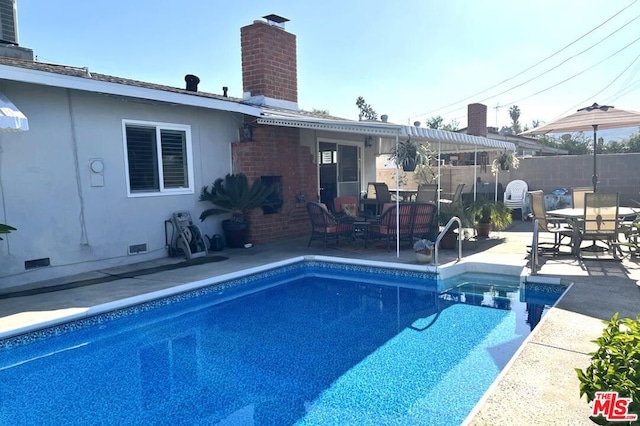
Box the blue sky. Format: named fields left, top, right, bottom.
left=16, top=0, right=640, bottom=138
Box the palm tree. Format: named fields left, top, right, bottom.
left=509, top=105, right=522, bottom=134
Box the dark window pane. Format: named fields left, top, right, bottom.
left=126, top=126, right=159, bottom=192
left=160, top=130, right=188, bottom=188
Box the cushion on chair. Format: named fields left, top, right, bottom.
left=342, top=203, right=358, bottom=218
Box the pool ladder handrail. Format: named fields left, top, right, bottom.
left=434, top=216, right=462, bottom=265
left=530, top=219, right=539, bottom=275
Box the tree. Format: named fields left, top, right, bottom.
left=628, top=133, right=640, bottom=153
left=311, top=108, right=330, bottom=116
left=558, top=133, right=590, bottom=155
left=355, top=96, right=378, bottom=121
left=426, top=116, right=459, bottom=131
left=508, top=105, right=522, bottom=134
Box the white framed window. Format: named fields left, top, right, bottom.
left=122, top=120, right=194, bottom=197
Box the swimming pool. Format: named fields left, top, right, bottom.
left=0, top=260, right=566, bottom=425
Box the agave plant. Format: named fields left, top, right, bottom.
left=199, top=173, right=274, bottom=222
left=0, top=223, right=16, bottom=241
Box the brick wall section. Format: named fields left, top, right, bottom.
left=232, top=125, right=316, bottom=243
left=241, top=20, right=298, bottom=102
left=467, top=103, right=488, bottom=137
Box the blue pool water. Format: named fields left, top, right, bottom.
left=0, top=261, right=565, bottom=425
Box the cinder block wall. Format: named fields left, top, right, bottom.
left=378, top=153, right=640, bottom=206
left=232, top=125, right=316, bottom=243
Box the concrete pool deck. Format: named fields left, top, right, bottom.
left=1, top=221, right=639, bottom=425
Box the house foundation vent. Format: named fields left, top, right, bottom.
left=25, top=257, right=50, bottom=270
left=128, top=243, right=148, bottom=255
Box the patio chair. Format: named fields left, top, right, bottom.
left=367, top=202, right=415, bottom=251
left=361, top=182, right=392, bottom=216
left=504, top=180, right=528, bottom=220
left=306, top=202, right=353, bottom=248
left=578, top=192, right=619, bottom=259
left=528, top=190, right=573, bottom=254
left=440, top=183, right=465, bottom=205
left=410, top=202, right=438, bottom=241
left=571, top=187, right=593, bottom=210
left=416, top=184, right=438, bottom=202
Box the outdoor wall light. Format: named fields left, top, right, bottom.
left=241, top=124, right=253, bottom=142
left=364, top=136, right=373, bottom=148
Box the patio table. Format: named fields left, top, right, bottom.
left=546, top=206, right=637, bottom=256
left=390, top=189, right=418, bottom=202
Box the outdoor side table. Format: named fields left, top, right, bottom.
left=352, top=221, right=370, bottom=247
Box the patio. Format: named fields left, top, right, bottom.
left=0, top=220, right=639, bottom=425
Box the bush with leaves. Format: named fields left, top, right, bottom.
left=575, top=313, right=640, bottom=425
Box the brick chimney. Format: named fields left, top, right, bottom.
left=467, top=103, right=488, bottom=137
left=241, top=15, right=298, bottom=106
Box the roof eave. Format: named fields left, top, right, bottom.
left=0, top=64, right=262, bottom=117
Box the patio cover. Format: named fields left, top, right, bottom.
left=257, top=112, right=516, bottom=154
left=0, top=92, right=28, bottom=132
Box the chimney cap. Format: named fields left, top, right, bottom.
left=262, top=14, right=289, bottom=28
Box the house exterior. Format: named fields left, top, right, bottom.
left=0, top=12, right=518, bottom=288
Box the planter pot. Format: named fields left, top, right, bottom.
left=439, top=232, right=458, bottom=250
left=476, top=222, right=492, bottom=237
left=415, top=250, right=432, bottom=264
left=221, top=219, right=248, bottom=248
left=402, top=158, right=417, bottom=172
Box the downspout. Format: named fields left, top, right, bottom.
left=437, top=140, right=441, bottom=216
left=0, top=136, right=10, bottom=254
left=473, top=145, right=477, bottom=202
left=67, top=89, right=89, bottom=245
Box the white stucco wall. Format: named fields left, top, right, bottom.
left=0, top=81, right=240, bottom=288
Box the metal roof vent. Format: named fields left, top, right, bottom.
left=262, top=14, right=289, bottom=29
left=184, top=74, right=200, bottom=92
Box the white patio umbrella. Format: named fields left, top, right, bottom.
left=520, top=103, right=640, bottom=192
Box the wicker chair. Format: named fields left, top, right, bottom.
left=368, top=202, right=437, bottom=251
left=306, top=202, right=353, bottom=248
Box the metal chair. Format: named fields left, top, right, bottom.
left=571, top=187, right=593, bottom=210
left=578, top=193, right=619, bottom=259
left=528, top=190, right=573, bottom=254
left=416, top=184, right=438, bottom=202
left=440, top=183, right=465, bottom=205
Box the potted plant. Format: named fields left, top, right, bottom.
left=389, top=138, right=429, bottom=172
left=466, top=199, right=513, bottom=237
left=491, top=151, right=520, bottom=174
left=413, top=239, right=435, bottom=263
left=199, top=173, right=274, bottom=248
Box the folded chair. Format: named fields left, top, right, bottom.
left=528, top=190, right=573, bottom=254
left=306, top=202, right=353, bottom=248
left=578, top=193, right=619, bottom=260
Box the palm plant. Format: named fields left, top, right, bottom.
left=199, top=173, right=274, bottom=222
left=0, top=223, right=16, bottom=241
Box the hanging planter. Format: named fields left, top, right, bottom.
left=402, top=158, right=417, bottom=172
left=491, top=152, right=520, bottom=174
left=390, top=138, right=426, bottom=173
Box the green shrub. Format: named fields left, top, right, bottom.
left=575, top=313, right=640, bottom=425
